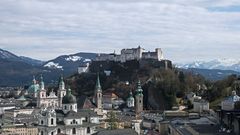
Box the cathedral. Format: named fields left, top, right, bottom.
left=28, top=75, right=67, bottom=109
left=29, top=75, right=101, bottom=135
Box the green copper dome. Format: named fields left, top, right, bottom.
left=62, top=88, right=77, bottom=104
left=28, top=76, right=39, bottom=93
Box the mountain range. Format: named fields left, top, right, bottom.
left=0, top=48, right=97, bottom=86
left=0, top=48, right=239, bottom=86
left=176, top=59, right=240, bottom=72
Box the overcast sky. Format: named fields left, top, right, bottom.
left=0, top=0, right=240, bottom=62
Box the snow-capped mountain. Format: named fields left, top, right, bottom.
left=176, top=59, right=240, bottom=72
left=0, top=48, right=97, bottom=86
left=43, top=52, right=97, bottom=73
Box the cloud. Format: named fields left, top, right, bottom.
left=0, top=0, right=240, bottom=62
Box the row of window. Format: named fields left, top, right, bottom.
left=64, top=105, right=77, bottom=110
left=40, top=128, right=76, bottom=135
left=40, top=118, right=55, bottom=125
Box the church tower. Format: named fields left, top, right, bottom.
left=127, top=90, right=135, bottom=108
left=94, top=74, right=102, bottom=109
left=37, top=75, right=47, bottom=108
left=58, top=75, right=66, bottom=108
left=135, top=80, right=143, bottom=115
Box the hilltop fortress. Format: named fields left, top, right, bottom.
left=96, top=46, right=164, bottom=62
left=88, top=46, right=172, bottom=74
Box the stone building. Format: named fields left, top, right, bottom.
left=221, top=90, right=240, bottom=111
left=2, top=125, right=38, bottom=135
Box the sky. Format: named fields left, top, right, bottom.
left=0, top=0, right=240, bottom=63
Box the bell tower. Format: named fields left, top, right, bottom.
left=37, top=75, right=47, bottom=108
left=135, top=80, right=143, bottom=115
left=94, top=74, right=102, bottom=109
left=58, top=75, right=66, bottom=108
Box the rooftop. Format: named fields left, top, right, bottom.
left=96, top=129, right=138, bottom=135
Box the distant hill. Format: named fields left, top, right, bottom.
left=19, top=56, right=44, bottom=66
left=0, top=48, right=97, bottom=86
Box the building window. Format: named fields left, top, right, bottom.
left=73, top=119, right=76, bottom=124
left=64, top=105, right=67, bottom=110
left=41, top=131, right=44, bottom=135
left=41, top=120, right=44, bottom=125
left=57, top=128, right=61, bottom=134
left=72, top=128, right=76, bottom=134
left=51, top=118, right=54, bottom=125
left=87, top=127, right=90, bottom=133
left=168, top=127, right=171, bottom=134
left=51, top=132, right=54, bottom=135
left=70, top=105, right=73, bottom=110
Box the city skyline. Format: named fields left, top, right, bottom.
left=0, top=0, right=240, bottom=62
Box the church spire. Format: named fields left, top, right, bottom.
left=95, top=73, right=102, bottom=92
left=94, top=73, right=103, bottom=110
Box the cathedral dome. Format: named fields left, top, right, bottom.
left=62, top=88, right=77, bottom=104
